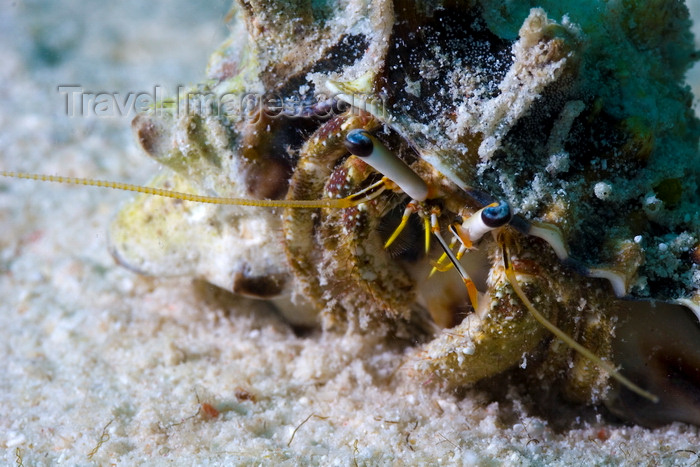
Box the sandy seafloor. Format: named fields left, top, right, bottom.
left=1, top=1, right=700, bottom=465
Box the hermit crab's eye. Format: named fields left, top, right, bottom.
left=481, top=201, right=512, bottom=228
left=344, top=129, right=374, bottom=158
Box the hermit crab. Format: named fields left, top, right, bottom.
left=3, top=0, right=700, bottom=427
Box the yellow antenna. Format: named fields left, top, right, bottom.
left=0, top=171, right=381, bottom=209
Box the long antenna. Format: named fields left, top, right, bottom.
left=0, top=171, right=372, bottom=209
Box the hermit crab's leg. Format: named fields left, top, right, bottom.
left=499, top=234, right=659, bottom=403
left=284, top=115, right=380, bottom=316
left=429, top=236, right=463, bottom=276
left=431, top=224, right=474, bottom=276
left=429, top=208, right=479, bottom=310
left=283, top=114, right=425, bottom=332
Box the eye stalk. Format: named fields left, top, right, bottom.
left=481, top=201, right=511, bottom=228
left=452, top=201, right=512, bottom=247
left=344, top=129, right=429, bottom=202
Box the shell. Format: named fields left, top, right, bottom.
left=110, top=0, right=700, bottom=426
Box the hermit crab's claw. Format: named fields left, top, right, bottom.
left=605, top=300, right=700, bottom=427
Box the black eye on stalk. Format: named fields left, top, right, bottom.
left=481, top=201, right=511, bottom=228
left=344, top=129, right=374, bottom=158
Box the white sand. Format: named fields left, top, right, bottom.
left=1, top=1, right=700, bottom=465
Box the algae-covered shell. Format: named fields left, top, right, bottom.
left=325, top=3, right=699, bottom=310
left=110, top=0, right=700, bottom=425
